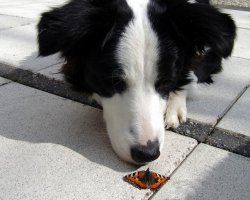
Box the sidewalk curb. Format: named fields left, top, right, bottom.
left=172, top=119, right=250, bottom=157
left=1, top=63, right=249, bottom=158
left=0, top=63, right=101, bottom=109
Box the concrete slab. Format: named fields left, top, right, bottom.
left=153, top=144, right=250, bottom=200
left=0, top=14, right=34, bottom=31
left=38, top=63, right=64, bottom=81
left=0, top=77, right=10, bottom=85
left=212, top=0, right=250, bottom=8
left=0, top=1, right=68, bottom=20
left=187, top=57, right=250, bottom=125
left=222, top=9, right=250, bottom=29
left=0, top=24, right=62, bottom=71
left=218, top=87, right=250, bottom=136
left=0, top=83, right=197, bottom=200
left=232, top=28, right=250, bottom=60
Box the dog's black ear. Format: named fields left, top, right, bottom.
left=37, top=0, right=120, bottom=56
left=169, top=3, right=236, bottom=58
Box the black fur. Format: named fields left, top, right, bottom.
left=38, top=0, right=236, bottom=98
left=148, top=0, right=236, bottom=96
left=38, top=0, right=133, bottom=97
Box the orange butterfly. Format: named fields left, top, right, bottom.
left=123, top=168, right=170, bottom=190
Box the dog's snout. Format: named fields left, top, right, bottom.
left=131, top=140, right=160, bottom=164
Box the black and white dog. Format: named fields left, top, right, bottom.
left=38, top=0, right=236, bottom=164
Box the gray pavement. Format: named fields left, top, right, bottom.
left=0, top=1, right=250, bottom=200
left=154, top=144, right=250, bottom=200
left=186, top=56, right=250, bottom=125
left=218, top=87, right=250, bottom=136
left=0, top=82, right=197, bottom=200
left=0, top=23, right=62, bottom=71
left=212, top=0, right=250, bottom=8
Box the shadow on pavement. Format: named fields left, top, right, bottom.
left=153, top=145, right=250, bottom=200
left=0, top=83, right=136, bottom=172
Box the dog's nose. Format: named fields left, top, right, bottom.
left=131, top=140, right=160, bottom=164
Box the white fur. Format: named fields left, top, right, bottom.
left=96, top=0, right=167, bottom=163
left=101, top=90, right=166, bottom=163
left=117, top=0, right=159, bottom=87
left=165, top=91, right=187, bottom=129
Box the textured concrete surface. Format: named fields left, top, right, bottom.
left=187, top=57, right=250, bottom=125
left=218, top=88, right=250, bottom=136
left=0, top=0, right=68, bottom=20
left=0, top=83, right=197, bottom=200
left=232, top=28, right=250, bottom=60
left=0, top=14, right=34, bottom=31
left=207, top=128, right=250, bottom=157
left=153, top=144, right=250, bottom=200
left=212, top=0, right=250, bottom=8
left=0, top=24, right=62, bottom=71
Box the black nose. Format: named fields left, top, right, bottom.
left=131, top=140, right=160, bottom=164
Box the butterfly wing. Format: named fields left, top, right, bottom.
left=124, top=170, right=170, bottom=190
left=149, top=172, right=170, bottom=190
left=124, top=171, right=148, bottom=189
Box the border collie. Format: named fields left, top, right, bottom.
left=38, top=0, right=236, bottom=164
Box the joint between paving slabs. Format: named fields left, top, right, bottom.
left=0, top=63, right=100, bottom=108
left=147, top=140, right=200, bottom=200
left=170, top=116, right=250, bottom=158
left=0, top=22, right=36, bottom=32
left=232, top=56, right=250, bottom=61
left=205, top=81, right=250, bottom=140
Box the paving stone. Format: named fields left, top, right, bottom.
left=0, top=1, right=68, bottom=20
left=187, top=57, right=250, bottom=125
left=219, top=9, right=250, bottom=60
left=0, top=24, right=62, bottom=71
left=153, top=144, right=250, bottom=200
left=212, top=0, right=250, bottom=8
left=232, top=28, right=250, bottom=60
left=0, top=14, right=34, bottom=31
left=0, top=83, right=197, bottom=200
left=38, top=63, right=65, bottom=81
left=222, top=9, right=250, bottom=29
left=218, top=87, right=250, bottom=136
left=0, top=77, right=10, bottom=85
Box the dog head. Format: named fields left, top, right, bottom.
left=38, top=0, right=235, bottom=164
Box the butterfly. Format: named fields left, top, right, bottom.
left=123, top=168, right=170, bottom=190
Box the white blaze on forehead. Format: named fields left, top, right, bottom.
left=117, top=0, right=159, bottom=87
left=99, top=0, right=166, bottom=163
